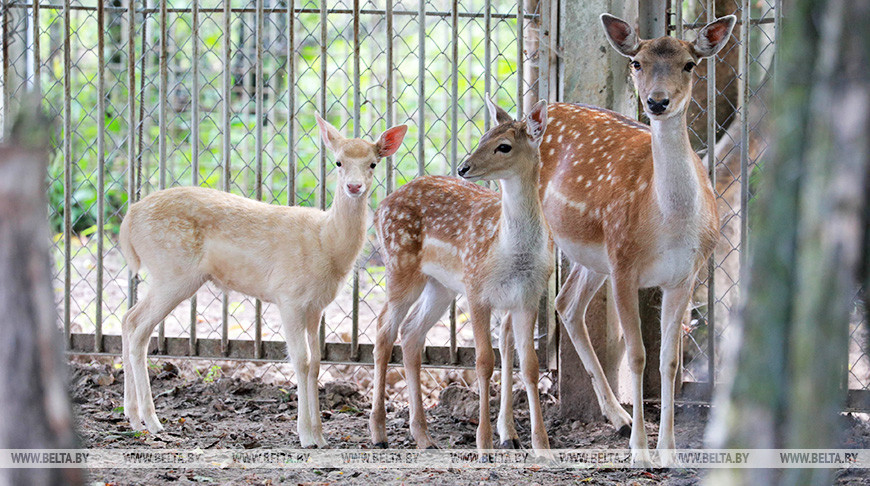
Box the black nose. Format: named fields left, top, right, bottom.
left=647, top=97, right=669, bottom=115
left=458, top=164, right=470, bottom=177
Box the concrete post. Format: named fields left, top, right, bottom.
left=556, top=0, right=637, bottom=421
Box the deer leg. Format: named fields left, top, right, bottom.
left=512, top=307, right=552, bottom=456
left=280, top=304, right=319, bottom=448
left=121, top=303, right=143, bottom=430
left=370, top=280, right=423, bottom=448
left=400, top=280, right=455, bottom=449
left=610, top=273, right=652, bottom=466
left=496, top=314, right=520, bottom=449
left=657, top=282, right=693, bottom=466
left=126, top=278, right=201, bottom=434
left=555, top=264, right=631, bottom=434
left=305, top=308, right=327, bottom=448
left=469, top=300, right=495, bottom=453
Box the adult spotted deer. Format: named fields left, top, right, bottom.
left=369, top=98, right=552, bottom=454
left=539, top=15, right=735, bottom=465
left=118, top=114, right=407, bottom=447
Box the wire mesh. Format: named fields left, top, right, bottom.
left=2, top=0, right=549, bottom=406
left=672, top=0, right=778, bottom=387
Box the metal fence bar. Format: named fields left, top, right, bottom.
left=449, top=0, right=459, bottom=359
left=6, top=2, right=538, bottom=19
left=96, top=0, right=106, bottom=352
left=674, top=0, right=682, bottom=40
left=31, top=0, right=39, bottom=93
left=221, top=0, right=231, bottom=356
left=318, top=0, right=327, bottom=353
left=62, top=0, right=72, bottom=346
left=385, top=0, right=393, bottom=194
left=416, top=0, right=425, bottom=178
left=253, top=0, right=264, bottom=360
left=350, top=0, right=360, bottom=361
left=157, top=0, right=168, bottom=354
left=515, top=0, right=523, bottom=118
left=739, top=0, right=750, bottom=276
left=1, top=0, right=8, bottom=133
left=286, top=0, right=295, bottom=206
left=483, top=0, right=490, bottom=128
left=705, top=0, right=717, bottom=387
left=189, top=0, right=200, bottom=356
left=126, top=0, right=138, bottom=314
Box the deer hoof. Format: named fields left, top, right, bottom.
left=500, top=438, right=521, bottom=449
left=373, top=441, right=389, bottom=449
left=617, top=424, right=632, bottom=438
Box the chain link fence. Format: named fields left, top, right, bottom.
left=674, top=0, right=869, bottom=404
left=1, top=0, right=552, bottom=406
left=672, top=0, right=776, bottom=386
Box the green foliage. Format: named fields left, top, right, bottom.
left=195, top=364, right=222, bottom=383
left=42, top=2, right=525, bottom=236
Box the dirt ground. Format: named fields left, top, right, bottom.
left=69, top=360, right=870, bottom=485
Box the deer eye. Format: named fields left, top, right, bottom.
left=336, top=161, right=342, bottom=167
left=495, top=144, right=512, bottom=153
left=684, top=61, right=696, bottom=72
left=370, top=163, right=377, bottom=169
left=631, top=61, right=641, bottom=70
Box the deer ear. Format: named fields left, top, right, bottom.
left=485, top=93, right=513, bottom=125
left=375, top=124, right=408, bottom=158
left=692, top=15, right=736, bottom=58
left=601, top=14, right=640, bottom=57
left=315, top=113, right=344, bottom=152
left=525, top=99, right=548, bottom=145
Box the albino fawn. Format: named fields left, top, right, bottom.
left=538, top=15, right=735, bottom=465
left=119, top=114, right=407, bottom=447
left=369, top=98, right=552, bottom=453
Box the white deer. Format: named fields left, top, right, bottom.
left=118, top=114, right=407, bottom=448
left=369, top=98, right=553, bottom=454
left=535, top=15, right=735, bottom=465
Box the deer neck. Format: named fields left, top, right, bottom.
left=649, top=111, right=700, bottom=220
left=496, top=164, right=545, bottom=254
left=322, top=188, right=367, bottom=273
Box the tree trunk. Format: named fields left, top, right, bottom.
left=705, top=1, right=870, bottom=485
left=0, top=99, right=83, bottom=486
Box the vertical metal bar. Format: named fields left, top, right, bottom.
left=319, top=0, right=327, bottom=208
left=286, top=0, right=295, bottom=206
left=62, top=0, right=71, bottom=346
left=675, top=0, right=683, bottom=40
left=190, top=0, right=200, bottom=356
left=318, top=0, right=327, bottom=353
left=416, top=0, right=424, bottom=177
left=2, top=0, right=9, bottom=132
left=739, top=0, right=750, bottom=278
left=449, top=2, right=461, bottom=364
left=705, top=0, right=716, bottom=387
left=385, top=0, right=393, bottom=194
left=157, top=0, right=168, bottom=354
left=127, top=0, right=138, bottom=311
left=483, top=0, right=491, bottom=128
left=96, top=0, right=106, bottom=352
left=31, top=0, right=40, bottom=93
left=221, top=0, right=232, bottom=355
left=136, top=0, right=147, bottom=204
left=515, top=0, right=523, bottom=118
left=350, top=0, right=360, bottom=360
left=773, top=0, right=781, bottom=96
left=253, top=0, right=264, bottom=359
left=537, top=0, right=548, bottom=101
